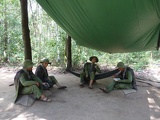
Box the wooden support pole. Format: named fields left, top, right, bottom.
left=20, top=0, right=32, bottom=60
left=66, top=35, right=72, bottom=70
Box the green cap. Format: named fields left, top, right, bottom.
left=116, top=62, right=126, bottom=68
left=40, top=58, right=51, bottom=64
left=23, top=59, right=35, bottom=69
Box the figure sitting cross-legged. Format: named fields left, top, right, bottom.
left=14, top=59, right=52, bottom=103
left=35, top=58, right=67, bottom=90
left=99, top=62, right=137, bottom=93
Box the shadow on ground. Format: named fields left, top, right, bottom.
left=0, top=72, right=160, bottom=120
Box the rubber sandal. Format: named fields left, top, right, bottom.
left=40, top=97, right=52, bottom=102
left=88, top=86, right=93, bottom=89
left=58, top=86, right=67, bottom=89
left=79, top=83, right=84, bottom=87
left=99, top=88, right=109, bottom=93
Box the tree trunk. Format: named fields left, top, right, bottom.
left=20, top=0, right=32, bottom=60
left=3, top=0, right=8, bottom=62
left=66, top=35, right=72, bottom=70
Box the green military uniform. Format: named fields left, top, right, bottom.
left=80, top=62, right=101, bottom=84
left=105, top=62, right=135, bottom=92
left=14, top=60, right=43, bottom=103
left=35, top=58, right=66, bottom=90
left=35, top=64, right=58, bottom=88
left=105, top=68, right=133, bottom=92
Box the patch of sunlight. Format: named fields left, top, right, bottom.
left=148, top=98, right=154, bottom=103
left=149, top=104, right=160, bottom=110
left=0, top=98, right=4, bottom=101
left=148, top=97, right=160, bottom=109
left=153, top=75, right=160, bottom=81
left=146, top=90, right=150, bottom=94
left=12, top=114, right=28, bottom=120
left=0, top=98, right=4, bottom=104
left=150, top=89, right=160, bottom=99
left=150, top=116, right=157, bottom=120
left=5, top=103, right=14, bottom=111
left=147, top=97, right=160, bottom=120
left=154, top=92, right=160, bottom=100
left=152, top=88, right=160, bottom=94
left=12, top=112, right=47, bottom=120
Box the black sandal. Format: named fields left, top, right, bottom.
left=88, top=86, right=93, bottom=89
left=58, top=86, right=67, bottom=89
left=99, top=88, right=109, bottom=93
left=79, top=83, right=84, bottom=87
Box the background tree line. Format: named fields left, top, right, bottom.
left=0, top=0, right=160, bottom=71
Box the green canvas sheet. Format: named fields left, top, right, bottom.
left=36, top=0, right=160, bottom=53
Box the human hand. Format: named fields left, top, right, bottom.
left=94, top=64, right=97, bottom=68
left=42, top=82, right=47, bottom=85
left=86, top=74, right=88, bottom=78
left=36, top=82, right=40, bottom=86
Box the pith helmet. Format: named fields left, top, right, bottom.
left=116, top=62, right=126, bottom=68
left=40, top=58, right=51, bottom=64
left=23, top=59, right=35, bottom=69
left=89, top=56, right=99, bottom=62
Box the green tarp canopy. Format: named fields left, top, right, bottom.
left=36, top=0, right=160, bottom=53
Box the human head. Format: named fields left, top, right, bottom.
left=23, top=59, right=35, bottom=71
left=89, top=56, right=99, bottom=63
left=40, top=58, right=51, bottom=68
left=116, top=62, right=126, bottom=71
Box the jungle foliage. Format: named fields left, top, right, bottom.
left=0, top=0, right=160, bottom=71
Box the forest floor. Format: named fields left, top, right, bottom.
left=0, top=66, right=160, bottom=120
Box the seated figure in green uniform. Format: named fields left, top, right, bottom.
left=14, top=59, right=52, bottom=102
left=35, top=58, right=67, bottom=90
left=99, top=62, right=137, bottom=93
left=80, top=56, right=101, bottom=89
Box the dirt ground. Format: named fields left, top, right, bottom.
left=0, top=67, right=160, bottom=120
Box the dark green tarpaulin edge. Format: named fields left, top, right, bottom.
left=36, top=0, right=160, bottom=53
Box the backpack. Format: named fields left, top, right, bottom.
left=14, top=69, right=25, bottom=92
